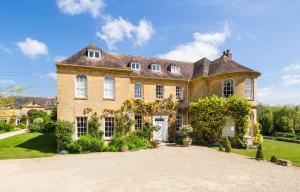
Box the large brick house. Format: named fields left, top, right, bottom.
left=56, top=44, right=260, bottom=141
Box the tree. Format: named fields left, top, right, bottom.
left=28, top=110, right=50, bottom=123
left=258, top=108, right=274, bottom=135
left=50, top=106, right=57, bottom=121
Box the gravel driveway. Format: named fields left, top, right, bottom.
left=0, top=145, right=299, bottom=192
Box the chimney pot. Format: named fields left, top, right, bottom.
left=224, top=49, right=232, bottom=60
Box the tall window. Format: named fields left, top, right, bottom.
left=135, top=115, right=143, bottom=130
left=156, top=85, right=164, bottom=99
left=223, top=79, right=234, bottom=98
left=176, top=85, right=183, bottom=100
left=75, top=74, right=87, bottom=98
left=104, top=76, right=115, bottom=99
left=245, top=78, right=254, bottom=99
left=105, top=117, right=114, bottom=138
left=76, top=117, right=87, bottom=138
left=135, top=83, right=143, bottom=98
left=175, top=115, right=183, bottom=132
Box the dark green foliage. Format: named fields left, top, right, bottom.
left=28, top=123, right=42, bottom=132
left=258, top=108, right=274, bottom=135
left=16, top=123, right=26, bottom=129
left=3, top=123, right=13, bottom=132
left=68, top=141, right=82, bottom=153
left=110, top=134, right=150, bottom=152
left=114, top=113, right=134, bottom=137
left=175, top=132, right=185, bottom=145
left=55, top=120, right=74, bottom=152
left=225, top=137, right=232, bottom=153
left=135, top=122, right=159, bottom=141
left=88, top=113, right=103, bottom=139
left=110, top=136, right=128, bottom=151
left=20, top=115, right=27, bottom=125
left=270, top=155, right=277, bottom=163
left=219, top=145, right=224, bottom=152
left=68, top=136, right=104, bottom=153
left=50, top=106, right=57, bottom=121
left=256, top=144, right=264, bottom=160
left=44, top=121, right=56, bottom=133
left=0, top=120, right=6, bottom=130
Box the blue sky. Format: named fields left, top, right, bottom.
left=1, top=0, right=300, bottom=105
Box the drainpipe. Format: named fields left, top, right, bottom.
left=187, top=80, right=190, bottom=123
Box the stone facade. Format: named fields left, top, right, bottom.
left=56, top=45, right=260, bottom=140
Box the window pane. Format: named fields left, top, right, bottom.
left=223, top=79, right=234, bottom=98
left=135, top=115, right=143, bottom=130
left=104, top=76, right=115, bottom=99
left=175, top=116, right=183, bottom=132
left=89, top=51, right=94, bottom=58
left=156, top=85, right=164, bottom=99
left=135, top=83, right=142, bottom=98
left=75, top=75, right=87, bottom=98
left=76, top=117, right=87, bottom=137
left=245, top=78, right=253, bottom=99
left=95, top=51, right=99, bottom=58
left=105, top=117, right=114, bottom=137
left=176, top=85, right=183, bottom=99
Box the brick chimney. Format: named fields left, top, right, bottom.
left=223, top=49, right=232, bottom=60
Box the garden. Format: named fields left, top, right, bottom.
left=0, top=115, right=27, bottom=134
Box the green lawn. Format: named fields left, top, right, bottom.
left=0, top=133, right=56, bottom=160
left=0, top=128, right=23, bottom=134
left=231, top=139, right=300, bottom=167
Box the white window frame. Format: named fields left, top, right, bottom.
left=171, top=65, right=180, bottom=74
left=75, top=74, right=88, bottom=99
left=156, top=84, right=164, bottom=99
left=134, top=83, right=143, bottom=99
left=175, top=115, right=183, bottom=132
left=105, top=117, right=115, bottom=139
left=130, top=62, right=141, bottom=70
left=245, top=78, right=254, bottom=99
left=151, top=64, right=161, bottom=72
left=176, top=85, right=183, bottom=100
left=88, top=49, right=101, bottom=60
left=134, top=114, right=143, bottom=130
left=104, top=76, right=115, bottom=99
left=76, top=117, right=88, bottom=138
left=222, top=79, right=235, bottom=98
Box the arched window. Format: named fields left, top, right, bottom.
left=245, top=78, right=254, bottom=99
left=104, top=76, right=115, bottom=99
left=223, top=79, right=234, bottom=98
left=75, top=74, right=87, bottom=98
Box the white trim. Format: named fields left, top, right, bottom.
left=134, top=82, right=143, bottom=99
left=75, top=74, right=88, bottom=99
left=104, top=75, right=115, bottom=100
left=87, top=49, right=101, bottom=60
left=151, top=64, right=161, bottom=72
left=130, top=62, right=141, bottom=70
left=245, top=78, right=254, bottom=99
left=222, top=78, right=235, bottom=98
left=156, top=84, right=164, bottom=99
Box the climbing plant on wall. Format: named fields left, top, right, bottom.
left=189, top=96, right=252, bottom=143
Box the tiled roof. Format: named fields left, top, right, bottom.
left=14, top=97, right=56, bottom=109
left=57, top=44, right=261, bottom=80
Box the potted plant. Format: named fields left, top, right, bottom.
left=180, top=124, right=193, bottom=147
left=121, top=145, right=128, bottom=152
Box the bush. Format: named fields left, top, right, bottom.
left=44, top=121, right=56, bottom=134
left=175, top=132, right=185, bottom=145
left=20, top=114, right=27, bottom=125
left=3, top=123, right=13, bottom=132
left=111, top=136, right=128, bottom=151
left=9, top=116, right=16, bottom=125
left=0, top=120, right=5, bottom=130
left=28, top=123, right=42, bottom=132
left=88, top=113, right=103, bottom=139
left=55, top=120, right=74, bottom=152
left=256, top=144, right=264, bottom=160
left=126, top=134, right=150, bottom=151
left=219, top=145, right=224, bottom=152
left=68, top=141, right=82, bottom=153
left=69, top=136, right=104, bottom=153
left=225, top=137, right=232, bottom=153
left=270, top=155, right=277, bottom=163
left=137, top=122, right=159, bottom=141
left=16, top=123, right=26, bottom=129
left=28, top=110, right=50, bottom=123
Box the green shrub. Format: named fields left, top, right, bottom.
left=138, top=122, right=159, bottom=141
left=111, top=136, right=128, bottom=151
left=175, top=132, right=185, bottom=145
left=225, top=137, right=232, bottom=153
left=44, top=121, right=56, bottom=133
left=219, top=145, right=224, bottom=152
left=68, top=141, right=82, bottom=153
left=88, top=113, right=103, bottom=139
left=126, top=134, right=150, bottom=150
left=28, top=110, right=50, bottom=123
left=270, top=155, right=277, bottom=163
left=55, top=120, right=74, bottom=152
left=16, top=123, right=26, bottom=129
left=256, top=144, right=264, bottom=160
left=9, top=116, right=16, bottom=125
left=20, top=114, right=27, bottom=125
left=28, top=123, right=42, bottom=132
left=0, top=120, right=5, bottom=130
left=3, top=123, right=13, bottom=132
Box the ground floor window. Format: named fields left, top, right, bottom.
left=105, top=117, right=114, bottom=138
left=175, top=115, right=183, bottom=131
left=135, top=115, right=143, bottom=130
left=76, top=117, right=87, bottom=138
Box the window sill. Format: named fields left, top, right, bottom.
left=74, top=97, right=88, bottom=100
left=103, top=98, right=115, bottom=101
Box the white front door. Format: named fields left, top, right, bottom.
left=152, top=116, right=168, bottom=142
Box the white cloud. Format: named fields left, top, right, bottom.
left=158, top=23, right=231, bottom=62
left=38, top=72, right=57, bottom=80
left=0, top=46, right=12, bottom=54
left=57, top=0, right=104, bottom=18
left=281, top=61, right=300, bottom=86
left=96, top=17, right=154, bottom=50
left=0, top=80, right=15, bottom=86
left=17, top=38, right=48, bottom=58
left=257, top=85, right=275, bottom=99
left=53, top=55, right=67, bottom=62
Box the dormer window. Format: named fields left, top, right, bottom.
left=171, top=65, right=180, bottom=74
left=151, top=64, right=161, bottom=72
left=130, top=62, right=141, bottom=70
left=88, top=49, right=101, bottom=59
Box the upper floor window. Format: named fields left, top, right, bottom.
left=130, top=62, right=141, bottom=70
left=156, top=85, right=164, bottom=99
left=171, top=65, right=180, bottom=74
left=88, top=49, right=101, bottom=59
left=176, top=85, right=183, bottom=100
left=223, top=79, right=234, bottom=98
left=104, top=76, right=115, bottom=99
left=134, top=83, right=143, bottom=98
left=151, top=64, right=161, bottom=72
left=75, top=74, right=87, bottom=98
left=245, top=78, right=254, bottom=99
